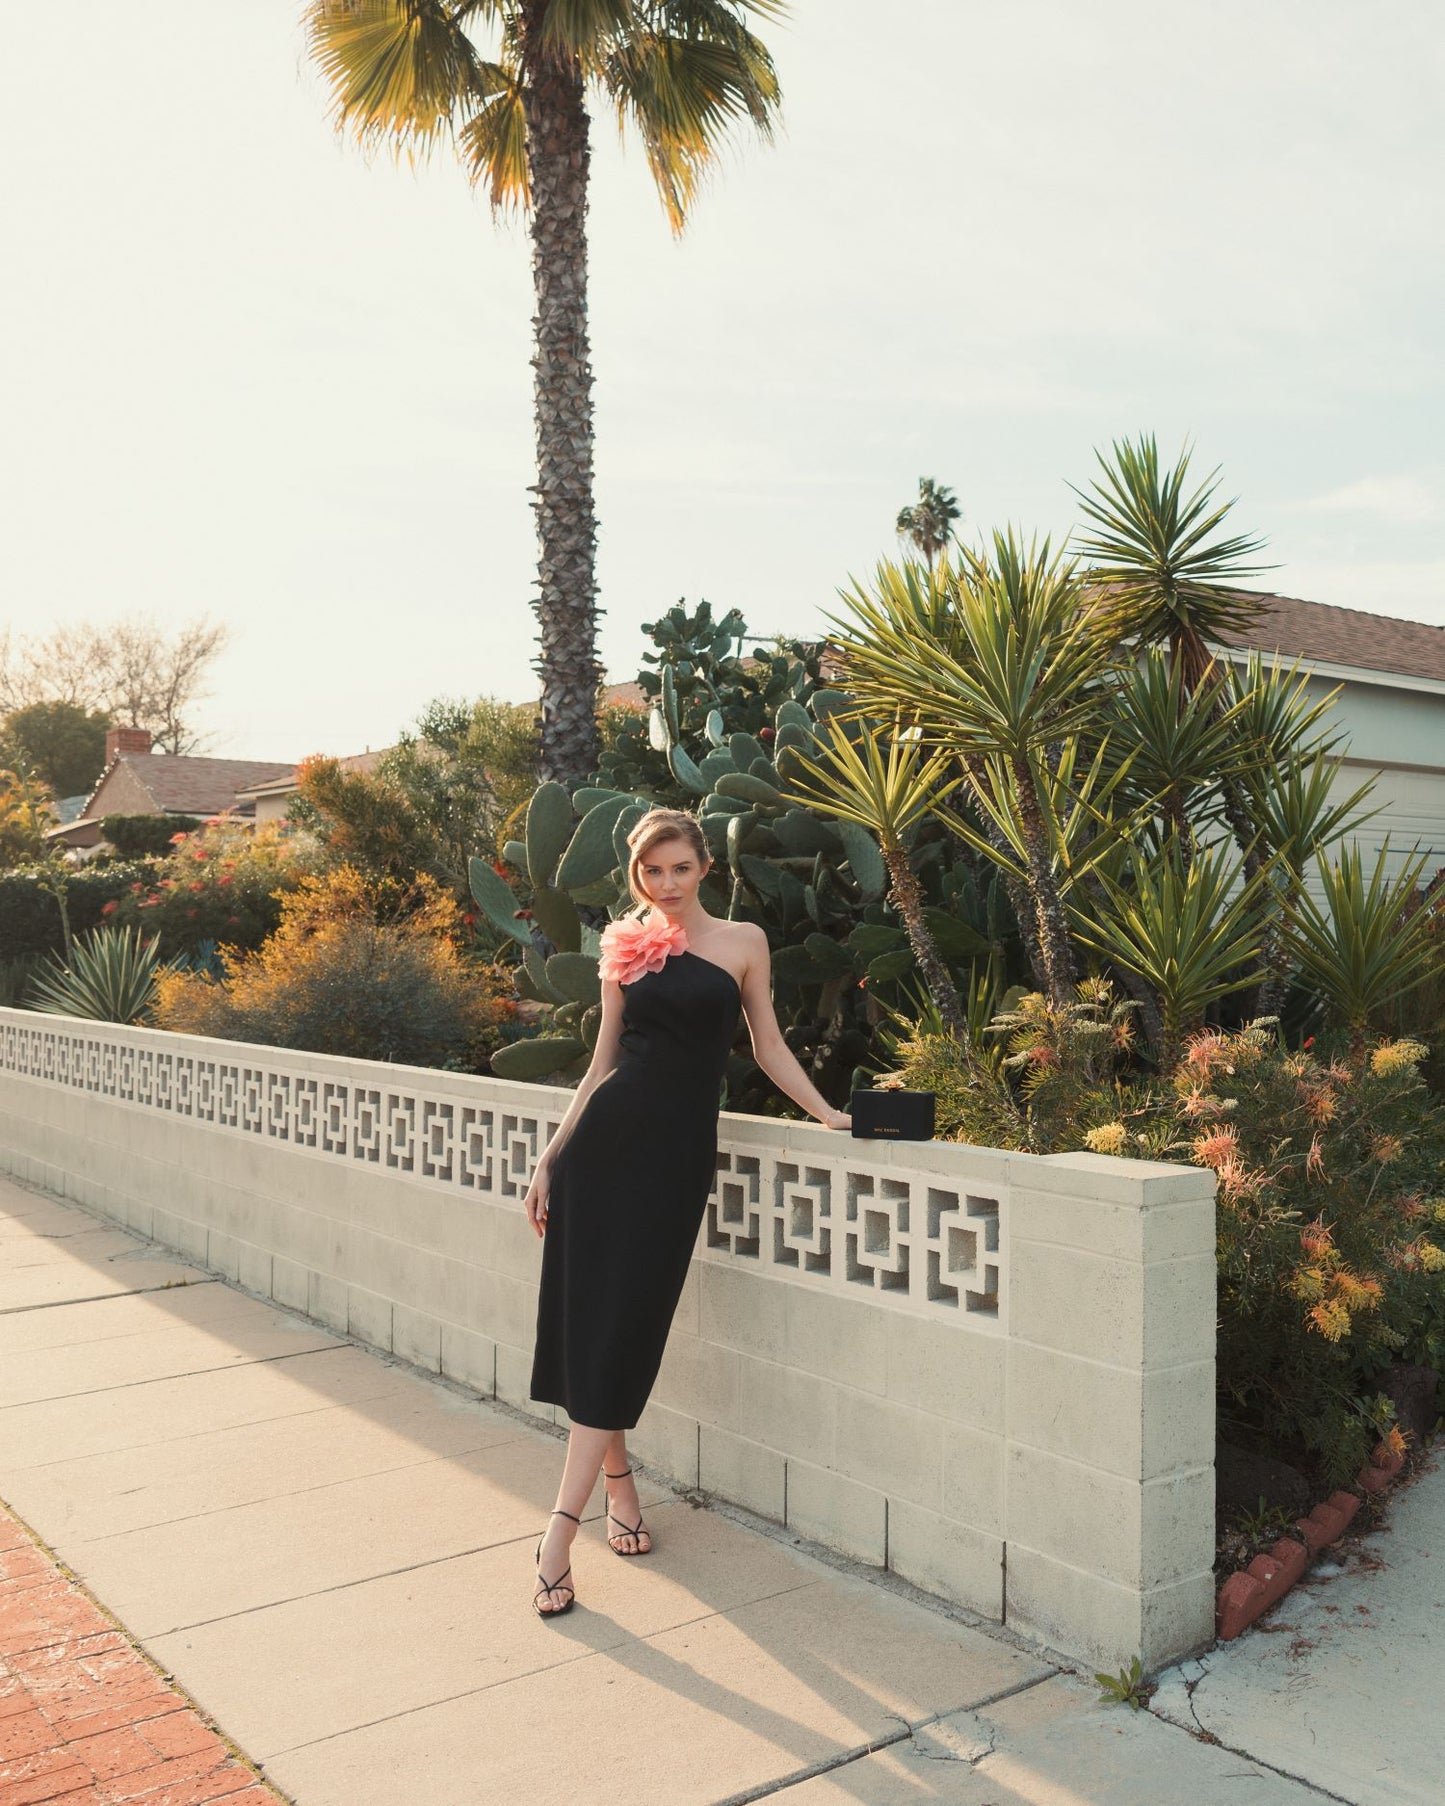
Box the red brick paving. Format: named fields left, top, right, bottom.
left=0, top=1503, right=286, bottom=1806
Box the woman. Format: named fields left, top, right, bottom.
left=523, top=806, right=851, bottom=1616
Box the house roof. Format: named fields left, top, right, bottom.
left=1213, top=591, right=1445, bottom=685
left=109, top=753, right=298, bottom=816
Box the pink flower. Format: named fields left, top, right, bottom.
left=598, top=912, right=688, bottom=985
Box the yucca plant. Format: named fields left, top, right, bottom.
left=781, top=713, right=967, bottom=1035
left=1073, top=434, right=1271, bottom=690
left=828, top=533, right=1116, bottom=1007
left=29, top=925, right=168, bottom=1025
left=1287, top=844, right=1439, bottom=1052
left=1071, top=841, right=1268, bottom=1066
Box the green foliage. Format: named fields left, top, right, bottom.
left=290, top=695, right=540, bottom=899
left=0, top=859, right=159, bottom=961
left=1073, top=433, right=1271, bottom=681
left=0, top=768, right=52, bottom=871
left=0, top=954, right=46, bottom=1008
left=1095, top=1657, right=1152, bottom=1710
left=29, top=925, right=167, bottom=1025
left=0, top=700, right=110, bottom=799
left=100, top=814, right=202, bottom=859
left=153, top=867, right=515, bottom=1070
left=1287, top=844, right=1437, bottom=1041
left=1072, top=842, right=1267, bottom=1063
left=109, top=823, right=319, bottom=958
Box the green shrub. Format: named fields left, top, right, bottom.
left=100, top=814, right=201, bottom=858
left=0, top=860, right=160, bottom=961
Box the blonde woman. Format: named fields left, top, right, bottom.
left=523, top=807, right=851, bottom=1616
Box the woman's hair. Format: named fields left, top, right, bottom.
left=624, top=808, right=710, bottom=915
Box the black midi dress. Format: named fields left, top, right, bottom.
left=529, top=947, right=742, bottom=1430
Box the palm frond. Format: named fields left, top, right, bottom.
left=606, top=3, right=782, bottom=230
left=303, top=0, right=483, bottom=152
left=458, top=60, right=529, bottom=208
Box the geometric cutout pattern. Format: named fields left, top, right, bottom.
left=0, top=1011, right=1007, bottom=1329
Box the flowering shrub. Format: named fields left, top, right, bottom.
left=1164, top=1027, right=1444, bottom=1483
left=110, top=823, right=318, bottom=957
left=889, top=1003, right=1445, bottom=1486
left=152, top=865, right=515, bottom=1070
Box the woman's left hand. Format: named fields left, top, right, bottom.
left=820, top=1108, right=852, bottom=1132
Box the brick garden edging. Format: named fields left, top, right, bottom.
left=1215, top=1438, right=1408, bottom=1641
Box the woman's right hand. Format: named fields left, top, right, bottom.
left=524, top=1162, right=551, bottom=1238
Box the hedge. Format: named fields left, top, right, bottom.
left=0, top=861, right=162, bottom=961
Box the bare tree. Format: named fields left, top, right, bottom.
left=0, top=616, right=230, bottom=754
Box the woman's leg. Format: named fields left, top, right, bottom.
left=534, top=1421, right=612, bottom=1612
left=602, top=1429, right=652, bottom=1555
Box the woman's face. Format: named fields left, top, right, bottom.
left=637, top=836, right=709, bottom=913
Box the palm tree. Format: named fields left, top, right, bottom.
left=895, top=478, right=961, bottom=570
left=304, top=0, right=787, bottom=791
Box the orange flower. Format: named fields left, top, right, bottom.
left=1192, top=1127, right=1240, bottom=1170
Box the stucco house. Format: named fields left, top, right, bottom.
left=45, top=729, right=297, bottom=852
left=1210, top=592, right=1445, bottom=875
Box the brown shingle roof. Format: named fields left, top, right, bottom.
left=116, top=754, right=297, bottom=816
left=1214, top=591, right=1445, bottom=685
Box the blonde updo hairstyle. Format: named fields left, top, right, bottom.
left=623, top=808, right=711, bottom=917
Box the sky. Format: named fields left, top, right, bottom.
left=2, top=1, right=1441, bottom=763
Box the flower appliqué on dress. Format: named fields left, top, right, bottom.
left=598, top=913, right=688, bottom=985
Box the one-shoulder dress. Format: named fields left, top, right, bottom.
left=529, top=947, right=742, bottom=1430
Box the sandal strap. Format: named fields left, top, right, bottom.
left=602, top=1468, right=632, bottom=1481
left=551, top=1508, right=582, bottom=1524
left=608, top=1509, right=648, bottom=1537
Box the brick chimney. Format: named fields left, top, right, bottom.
left=105, top=727, right=153, bottom=762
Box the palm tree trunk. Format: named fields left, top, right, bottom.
left=880, top=845, right=967, bottom=1040
left=521, top=10, right=602, bottom=791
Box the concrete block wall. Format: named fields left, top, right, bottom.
left=0, top=1008, right=1216, bottom=1670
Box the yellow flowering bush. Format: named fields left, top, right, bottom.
left=154, top=866, right=515, bottom=1071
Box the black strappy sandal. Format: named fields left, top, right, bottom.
left=532, top=1508, right=580, bottom=1617
left=603, top=1467, right=653, bottom=1558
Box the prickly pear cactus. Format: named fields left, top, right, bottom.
left=475, top=612, right=1024, bottom=1102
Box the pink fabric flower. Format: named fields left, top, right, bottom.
left=598, top=912, right=688, bottom=985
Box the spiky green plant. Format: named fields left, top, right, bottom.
left=1070, top=842, right=1268, bottom=1066
left=827, top=534, right=1116, bottom=1007
left=1073, top=434, right=1271, bottom=688
left=1287, top=844, right=1440, bottom=1049
left=29, top=925, right=167, bottom=1025
left=781, top=714, right=967, bottom=1035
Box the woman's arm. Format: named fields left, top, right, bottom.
left=735, top=924, right=851, bottom=1130
left=524, top=976, right=625, bottom=1234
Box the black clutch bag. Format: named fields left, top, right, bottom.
left=850, top=1088, right=936, bottom=1141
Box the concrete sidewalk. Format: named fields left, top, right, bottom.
left=0, top=1172, right=1374, bottom=1804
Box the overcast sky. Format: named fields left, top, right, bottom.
left=2, top=1, right=1441, bottom=762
